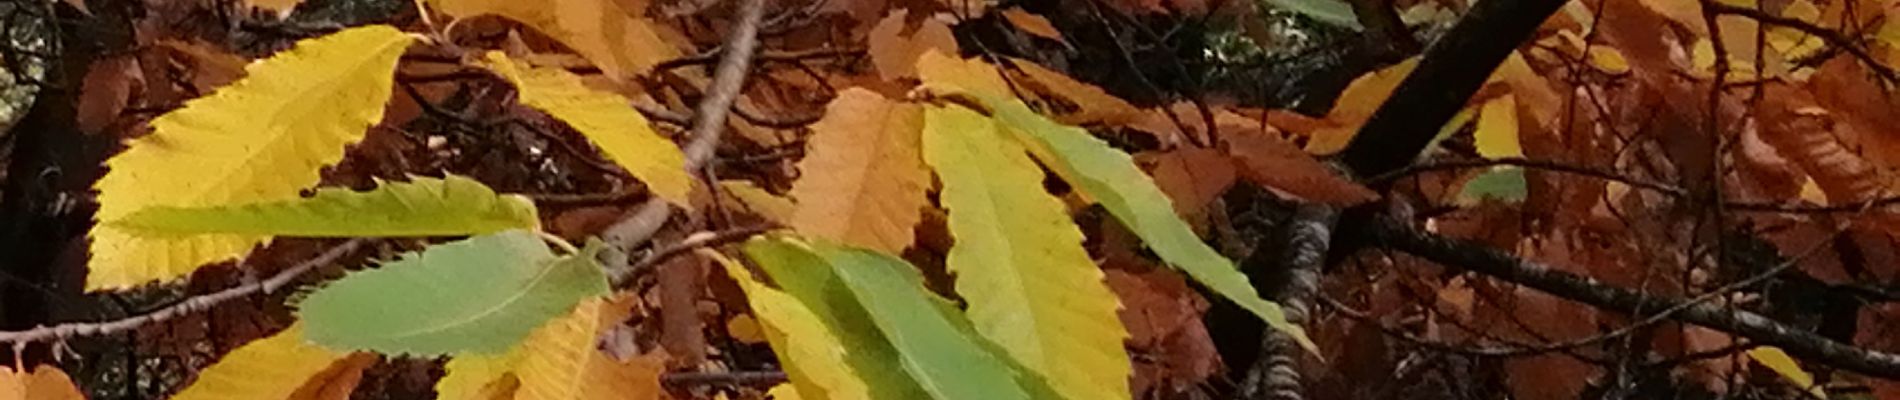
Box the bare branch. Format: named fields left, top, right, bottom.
left=0, top=240, right=365, bottom=345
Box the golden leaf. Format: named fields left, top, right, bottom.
left=172, top=323, right=353, bottom=400
left=917, top=49, right=1013, bottom=100
left=430, top=0, right=679, bottom=80
left=436, top=354, right=522, bottom=400
left=708, top=249, right=873, bottom=400
left=719, top=180, right=796, bottom=225
left=482, top=52, right=691, bottom=205
left=790, top=89, right=930, bottom=253
left=88, top=25, right=413, bottom=290
left=286, top=353, right=378, bottom=400
left=1305, top=56, right=1419, bottom=154
left=1000, top=8, right=1066, bottom=43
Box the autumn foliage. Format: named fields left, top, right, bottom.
left=2, top=0, right=1900, bottom=399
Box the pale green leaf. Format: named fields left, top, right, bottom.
left=972, top=96, right=1317, bottom=352
left=108, top=175, right=538, bottom=237
left=708, top=249, right=872, bottom=400
left=298, top=230, right=609, bottom=356
left=743, top=238, right=932, bottom=400
left=922, top=106, right=1131, bottom=400
left=802, top=240, right=1032, bottom=400
left=1458, top=167, right=1527, bottom=204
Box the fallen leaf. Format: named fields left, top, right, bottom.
left=867, top=9, right=959, bottom=82
left=76, top=54, right=140, bottom=135
left=1222, top=127, right=1377, bottom=206
left=790, top=89, right=931, bottom=253
left=1007, top=58, right=1141, bottom=125
left=0, top=365, right=85, bottom=400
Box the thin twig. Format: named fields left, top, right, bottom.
left=1706, top=2, right=1900, bottom=85
left=1372, top=157, right=1689, bottom=197
left=661, top=370, right=787, bottom=387
left=0, top=240, right=365, bottom=345
left=599, top=0, right=768, bottom=283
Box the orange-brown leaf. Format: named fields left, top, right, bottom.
left=868, top=9, right=959, bottom=82
left=1222, top=127, right=1376, bottom=206
left=1000, top=8, right=1066, bottom=43
left=790, top=88, right=930, bottom=253
left=287, top=353, right=378, bottom=400
left=1008, top=58, right=1140, bottom=125
left=0, top=366, right=85, bottom=400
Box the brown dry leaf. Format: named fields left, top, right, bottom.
left=1103, top=267, right=1219, bottom=394
left=286, top=353, right=379, bottom=400
left=1139, top=147, right=1236, bottom=219
left=789, top=88, right=930, bottom=253
left=1007, top=58, right=1140, bottom=125
left=999, top=7, right=1065, bottom=43
left=1808, top=56, right=1900, bottom=167
left=1222, top=126, right=1377, bottom=206
left=867, top=9, right=960, bottom=82
left=77, top=54, right=141, bottom=135
left=1504, top=354, right=1595, bottom=400
left=432, top=0, right=680, bottom=80
left=0, top=365, right=86, bottom=400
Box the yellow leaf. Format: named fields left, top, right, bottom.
left=435, top=354, right=522, bottom=400
left=1586, top=47, right=1631, bottom=74
left=430, top=0, right=678, bottom=80
left=867, top=9, right=959, bottom=82
left=1747, top=346, right=1827, bottom=399
left=790, top=89, right=930, bottom=253
left=1007, top=57, right=1140, bottom=125
left=766, top=384, right=802, bottom=400
left=707, top=249, right=873, bottom=400
left=0, top=366, right=85, bottom=400
left=921, top=106, right=1133, bottom=400
left=1475, top=94, right=1523, bottom=159
left=917, top=49, right=1013, bottom=100
left=727, top=314, right=768, bottom=344
left=88, top=25, right=413, bottom=290
left=172, top=323, right=352, bottom=400
left=1799, top=177, right=1828, bottom=204
left=482, top=51, right=690, bottom=205
left=1000, top=8, right=1066, bottom=43
left=1306, top=56, right=1419, bottom=154
left=287, top=353, right=378, bottom=400
left=514, top=295, right=659, bottom=400
left=719, top=180, right=795, bottom=224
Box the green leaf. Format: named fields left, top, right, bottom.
left=743, top=238, right=931, bottom=400
left=1255, top=0, right=1361, bottom=31
left=298, top=230, right=608, bottom=356
left=1458, top=167, right=1527, bottom=204
left=108, top=175, right=539, bottom=237
left=803, top=241, right=1031, bottom=400
left=921, top=106, right=1130, bottom=400
left=973, top=96, right=1317, bottom=353
left=709, top=250, right=872, bottom=400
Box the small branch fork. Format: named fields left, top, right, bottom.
left=1240, top=205, right=1337, bottom=400
left=599, top=0, right=768, bottom=284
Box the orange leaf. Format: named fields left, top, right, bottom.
left=868, top=9, right=959, bottom=82
left=430, top=0, right=679, bottom=80
left=1222, top=127, right=1377, bottom=206
left=0, top=366, right=85, bottom=400
left=1007, top=58, right=1140, bottom=125
left=1139, top=147, right=1236, bottom=219
left=1304, top=57, right=1419, bottom=154
left=1000, top=8, right=1066, bottom=43
left=287, top=353, right=379, bottom=400
left=790, top=88, right=931, bottom=253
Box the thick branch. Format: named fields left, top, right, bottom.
left=1241, top=205, right=1337, bottom=400
left=1364, top=218, right=1900, bottom=378
left=600, top=0, right=767, bottom=281
left=1336, top=0, right=1567, bottom=178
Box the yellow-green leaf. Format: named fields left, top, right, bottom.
left=921, top=105, right=1131, bottom=400
left=1475, top=94, right=1523, bottom=159
left=1747, top=346, right=1826, bottom=399
left=88, top=25, right=413, bottom=290
left=171, top=323, right=350, bottom=400
left=720, top=180, right=795, bottom=224
left=482, top=51, right=690, bottom=205
left=109, top=175, right=537, bottom=237
left=707, top=249, right=872, bottom=400
left=742, top=238, right=933, bottom=400
left=962, top=95, right=1318, bottom=353
left=790, top=88, right=930, bottom=253
left=435, top=354, right=521, bottom=400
